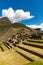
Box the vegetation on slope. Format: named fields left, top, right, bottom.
left=24, top=62, right=43, bottom=65
left=12, top=22, right=29, bottom=29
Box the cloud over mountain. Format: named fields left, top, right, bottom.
left=1, top=7, right=34, bottom=23
left=26, top=23, right=43, bottom=30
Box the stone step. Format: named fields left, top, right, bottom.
left=17, top=44, right=43, bottom=58
left=16, top=47, right=43, bottom=62
left=23, top=42, right=43, bottom=49
left=18, top=44, right=43, bottom=55
left=3, top=42, right=10, bottom=50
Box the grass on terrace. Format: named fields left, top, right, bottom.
left=24, top=61, right=43, bottom=65
left=0, top=42, right=8, bottom=51
left=28, top=39, right=43, bottom=43
left=0, top=49, right=29, bottom=65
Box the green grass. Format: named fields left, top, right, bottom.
left=2, top=44, right=9, bottom=51
left=12, top=22, right=31, bottom=29
left=0, top=61, right=8, bottom=65
left=36, top=40, right=43, bottom=42
left=28, top=39, right=43, bottom=43
left=32, top=39, right=43, bottom=42
left=24, top=61, right=43, bottom=65
left=0, top=42, right=9, bottom=51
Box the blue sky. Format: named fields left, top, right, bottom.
left=0, top=0, right=43, bottom=29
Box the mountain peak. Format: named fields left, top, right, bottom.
left=0, top=17, right=11, bottom=26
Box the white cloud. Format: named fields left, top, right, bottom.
left=0, top=7, right=34, bottom=23
left=26, top=23, right=43, bottom=30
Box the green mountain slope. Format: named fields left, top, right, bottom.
left=12, top=22, right=29, bottom=29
